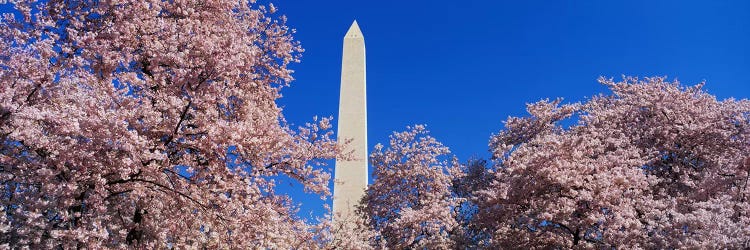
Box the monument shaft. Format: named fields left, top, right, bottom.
left=333, top=21, right=367, bottom=221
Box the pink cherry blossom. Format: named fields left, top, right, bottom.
left=477, top=77, right=750, bottom=248
left=0, top=0, right=343, bottom=248
left=361, top=125, right=459, bottom=249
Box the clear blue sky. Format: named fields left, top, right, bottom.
left=273, top=0, right=750, bottom=219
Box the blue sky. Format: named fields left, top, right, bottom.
left=273, top=0, right=750, bottom=219
left=280, top=0, right=749, bottom=161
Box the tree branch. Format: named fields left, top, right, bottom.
left=164, top=100, right=192, bottom=146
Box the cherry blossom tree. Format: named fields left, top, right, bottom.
left=360, top=128, right=495, bottom=249
left=476, top=77, right=750, bottom=248
left=360, top=125, right=459, bottom=249
left=322, top=212, right=381, bottom=250
left=0, top=0, right=344, bottom=248
left=450, top=158, right=494, bottom=248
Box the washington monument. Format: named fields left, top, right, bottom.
left=333, top=20, right=368, bottom=221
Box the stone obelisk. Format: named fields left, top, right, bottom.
left=333, top=20, right=368, bottom=221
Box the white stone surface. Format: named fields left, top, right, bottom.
left=333, top=20, right=368, bottom=221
